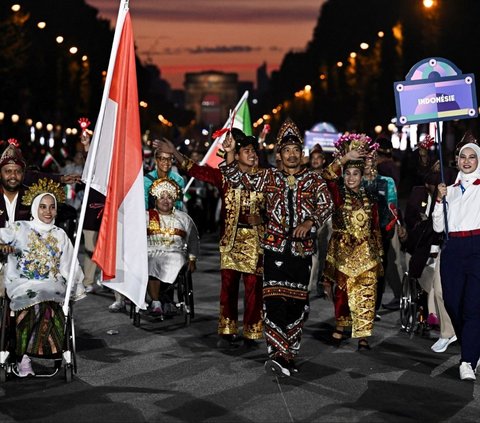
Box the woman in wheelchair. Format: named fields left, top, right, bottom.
left=146, top=178, right=199, bottom=318
left=0, top=180, right=85, bottom=377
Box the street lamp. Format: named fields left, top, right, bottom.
left=423, top=0, right=435, bottom=8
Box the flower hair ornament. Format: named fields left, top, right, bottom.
left=149, top=177, right=181, bottom=201
left=334, top=132, right=379, bottom=171
left=334, top=133, right=378, bottom=158
left=418, top=135, right=435, bottom=150
left=22, top=178, right=66, bottom=206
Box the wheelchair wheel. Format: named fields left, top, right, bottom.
left=62, top=305, right=77, bottom=381
left=183, top=269, right=194, bottom=326
left=64, top=364, right=73, bottom=383
left=133, top=311, right=141, bottom=327
left=0, top=365, right=6, bottom=383
left=400, top=273, right=418, bottom=334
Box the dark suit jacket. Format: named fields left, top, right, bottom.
left=404, top=186, right=442, bottom=278
left=0, top=185, right=31, bottom=228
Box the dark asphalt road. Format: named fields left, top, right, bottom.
left=0, top=233, right=478, bottom=423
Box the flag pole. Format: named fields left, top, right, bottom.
left=183, top=90, right=249, bottom=193
left=62, top=0, right=129, bottom=316
left=435, top=121, right=449, bottom=242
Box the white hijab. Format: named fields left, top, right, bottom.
left=456, top=143, right=480, bottom=188
left=31, top=192, right=57, bottom=233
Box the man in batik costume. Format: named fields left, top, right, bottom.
left=221, top=119, right=332, bottom=377
left=159, top=131, right=265, bottom=346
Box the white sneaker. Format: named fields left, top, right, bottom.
left=459, top=362, right=476, bottom=381
left=431, top=335, right=457, bottom=353
left=16, top=355, right=35, bottom=378
left=108, top=301, right=125, bottom=312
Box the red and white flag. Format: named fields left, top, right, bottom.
left=82, top=1, right=148, bottom=308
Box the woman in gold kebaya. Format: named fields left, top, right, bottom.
left=322, top=134, right=383, bottom=350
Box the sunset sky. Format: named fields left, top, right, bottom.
left=86, top=0, right=326, bottom=89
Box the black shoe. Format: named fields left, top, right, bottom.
left=374, top=314, right=381, bottom=321
left=264, top=357, right=290, bottom=377
left=357, top=338, right=371, bottom=351
left=330, top=329, right=348, bottom=347
left=243, top=338, right=260, bottom=349
left=382, top=298, right=400, bottom=311
left=216, top=334, right=239, bottom=349
left=287, top=359, right=299, bottom=374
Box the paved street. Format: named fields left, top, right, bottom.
left=1, top=232, right=479, bottom=423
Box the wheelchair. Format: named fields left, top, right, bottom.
left=130, top=263, right=194, bottom=327
left=399, top=271, right=429, bottom=337
left=0, top=294, right=77, bottom=383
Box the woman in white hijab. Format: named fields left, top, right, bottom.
left=433, top=142, right=480, bottom=381
left=0, top=180, right=84, bottom=377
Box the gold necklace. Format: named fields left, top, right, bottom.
left=343, top=187, right=371, bottom=238
left=158, top=210, right=176, bottom=246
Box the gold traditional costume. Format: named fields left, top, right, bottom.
left=322, top=135, right=383, bottom=338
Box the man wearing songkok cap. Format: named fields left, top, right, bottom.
left=0, top=139, right=82, bottom=228
left=0, top=140, right=31, bottom=228
left=220, top=118, right=333, bottom=377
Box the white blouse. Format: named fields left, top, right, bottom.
left=433, top=180, right=480, bottom=233
left=0, top=221, right=84, bottom=311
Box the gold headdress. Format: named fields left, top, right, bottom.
left=22, top=178, right=66, bottom=206
left=150, top=177, right=181, bottom=201
left=334, top=132, right=378, bottom=171
left=276, top=118, right=303, bottom=151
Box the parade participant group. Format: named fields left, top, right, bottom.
left=0, top=117, right=478, bottom=382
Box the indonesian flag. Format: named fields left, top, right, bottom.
left=183, top=91, right=252, bottom=192
left=82, top=2, right=148, bottom=309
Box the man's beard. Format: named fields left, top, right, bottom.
left=1, top=181, right=21, bottom=192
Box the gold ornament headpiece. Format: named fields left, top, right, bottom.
left=334, top=132, right=376, bottom=156
left=150, top=177, right=181, bottom=201
left=22, top=178, right=66, bottom=206
left=276, top=118, right=303, bottom=151
left=0, top=139, right=26, bottom=169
